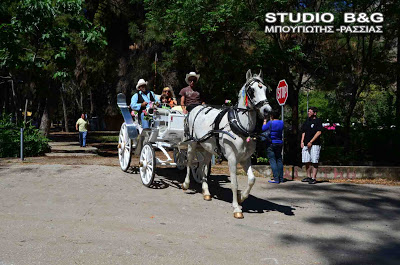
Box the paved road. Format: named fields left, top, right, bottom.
left=0, top=163, right=399, bottom=265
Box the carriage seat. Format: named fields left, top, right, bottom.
left=155, top=107, right=184, bottom=115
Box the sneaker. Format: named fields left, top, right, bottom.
left=268, top=180, right=280, bottom=184
left=308, top=179, right=317, bottom=184
left=301, top=177, right=311, bottom=182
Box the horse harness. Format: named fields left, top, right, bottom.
left=183, top=77, right=268, bottom=157
left=184, top=106, right=259, bottom=159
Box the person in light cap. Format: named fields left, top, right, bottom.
left=130, top=79, right=160, bottom=129
left=179, top=72, right=203, bottom=114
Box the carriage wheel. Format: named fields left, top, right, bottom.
left=139, top=143, right=156, bottom=187
left=190, top=152, right=211, bottom=184
left=118, top=123, right=132, bottom=172
left=174, top=148, right=187, bottom=170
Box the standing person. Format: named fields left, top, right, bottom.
left=301, top=107, right=323, bottom=184
left=130, top=79, right=160, bottom=129
left=179, top=72, right=203, bottom=114
left=262, top=110, right=284, bottom=184
left=76, top=113, right=89, bottom=147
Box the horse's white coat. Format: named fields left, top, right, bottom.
left=182, top=70, right=272, bottom=216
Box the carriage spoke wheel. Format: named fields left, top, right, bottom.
left=190, top=152, right=211, bottom=184
left=139, top=143, right=156, bottom=187
left=174, top=148, right=187, bottom=171
left=118, top=123, right=132, bottom=172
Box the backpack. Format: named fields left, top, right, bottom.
left=259, top=121, right=272, bottom=143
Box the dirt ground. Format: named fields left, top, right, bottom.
left=1, top=162, right=400, bottom=265
left=2, top=153, right=399, bottom=186
left=3, top=130, right=398, bottom=186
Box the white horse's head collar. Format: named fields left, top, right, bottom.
left=244, top=70, right=272, bottom=117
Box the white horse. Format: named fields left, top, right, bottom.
left=182, top=69, right=272, bottom=218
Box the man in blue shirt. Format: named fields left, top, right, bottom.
left=262, top=109, right=284, bottom=183
left=130, top=79, right=160, bottom=129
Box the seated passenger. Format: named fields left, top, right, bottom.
left=130, top=79, right=160, bottom=129
left=160, top=94, right=172, bottom=109
left=162, top=87, right=177, bottom=108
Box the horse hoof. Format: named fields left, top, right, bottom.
left=203, top=195, right=212, bottom=201
left=233, top=212, right=244, bottom=219
left=181, top=184, right=187, bottom=191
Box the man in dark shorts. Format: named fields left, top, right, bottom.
left=179, top=72, right=203, bottom=113
left=301, top=107, right=323, bottom=184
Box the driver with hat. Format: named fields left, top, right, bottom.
left=130, top=78, right=160, bottom=129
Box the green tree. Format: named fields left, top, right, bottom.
left=314, top=0, right=396, bottom=150
left=0, top=0, right=107, bottom=135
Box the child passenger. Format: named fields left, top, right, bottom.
left=161, top=87, right=176, bottom=108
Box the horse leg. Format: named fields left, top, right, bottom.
left=202, top=152, right=212, bottom=201
left=227, top=157, right=243, bottom=219
left=182, top=143, right=195, bottom=191
left=238, top=158, right=256, bottom=204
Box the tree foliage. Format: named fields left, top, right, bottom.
left=1, top=0, right=398, bottom=162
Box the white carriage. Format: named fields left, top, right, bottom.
left=117, top=93, right=211, bottom=187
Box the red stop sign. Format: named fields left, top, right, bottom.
left=276, top=80, right=288, bottom=106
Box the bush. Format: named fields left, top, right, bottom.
left=0, top=114, right=50, bottom=158
left=252, top=140, right=270, bottom=165
left=320, top=127, right=400, bottom=166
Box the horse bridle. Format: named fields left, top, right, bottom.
left=244, top=77, right=270, bottom=109
left=227, top=77, right=271, bottom=139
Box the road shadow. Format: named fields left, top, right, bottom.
left=153, top=167, right=187, bottom=190
left=207, top=175, right=295, bottom=216
left=153, top=170, right=295, bottom=216
left=241, top=194, right=295, bottom=216
left=275, top=183, right=400, bottom=264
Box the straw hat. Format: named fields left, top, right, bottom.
left=185, top=72, right=200, bottom=85
left=136, top=79, right=148, bottom=89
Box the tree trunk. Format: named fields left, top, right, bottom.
left=343, top=85, right=358, bottom=152
left=396, top=28, right=400, bottom=126
left=24, top=99, right=28, bottom=124
left=287, top=82, right=300, bottom=165
left=80, top=91, right=83, bottom=112
left=60, top=86, right=69, bottom=132
left=0, top=80, right=9, bottom=114
left=74, top=90, right=83, bottom=112
left=39, top=99, right=51, bottom=136
left=117, top=56, right=129, bottom=94
left=90, top=88, right=95, bottom=116
left=10, top=77, right=19, bottom=123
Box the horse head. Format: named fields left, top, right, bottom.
left=242, top=69, right=272, bottom=118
